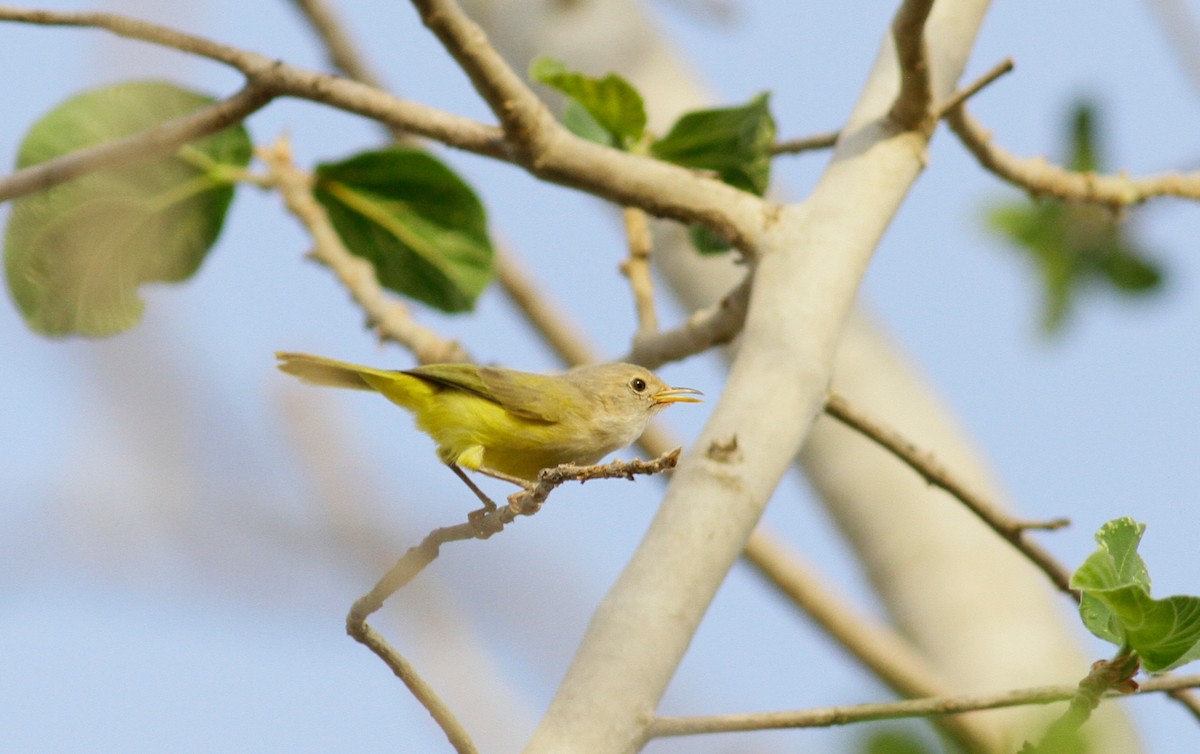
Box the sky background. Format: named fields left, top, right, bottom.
left=2, top=1, right=1199, bottom=752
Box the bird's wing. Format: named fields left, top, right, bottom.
left=402, top=364, right=562, bottom=423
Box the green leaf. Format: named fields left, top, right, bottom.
left=1100, top=249, right=1162, bottom=292
left=1072, top=518, right=1200, bottom=672
left=983, top=100, right=1164, bottom=334
left=530, top=56, right=646, bottom=149
left=650, top=93, right=776, bottom=196
left=314, top=149, right=494, bottom=313
left=4, top=80, right=251, bottom=337
left=688, top=224, right=733, bottom=255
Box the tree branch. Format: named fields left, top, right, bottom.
left=620, top=207, right=659, bottom=338
left=0, top=4, right=766, bottom=249
left=624, top=272, right=752, bottom=369
left=888, top=0, right=936, bottom=133
left=647, top=672, right=1200, bottom=739
left=946, top=104, right=1200, bottom=206
left=344, top=451, right=679, bottom=753
left=743, top=529, right=1004, bottom=752
left=0, top=81, right=273, bottom=203
left=489, top=228, right=1000, bottom=751
left=771, top=129, right=840, bottom=155
left=526, top=0, right=988, bottom=746
left=823, top=391, right=1076, bottom=596
left=934, top=57, right=1014, bottom=120
left=287, top=0, right=384, bottom=88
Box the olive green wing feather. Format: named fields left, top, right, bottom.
left=402, top=364, right=563, bottom=423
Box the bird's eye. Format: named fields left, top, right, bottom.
left=630, top=377, right=647, bottom=393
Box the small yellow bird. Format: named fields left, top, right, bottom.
left=276, top=352, right=702, bottom=484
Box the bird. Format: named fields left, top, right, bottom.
left=275, top=353, right=702, bottom=490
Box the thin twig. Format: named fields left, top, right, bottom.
left=344, top=450, right=679, bottom=750
left=494, top=250, right=602, bottom=367
left=647, top=672, right=1200, bottom=738
left=1144, top=0, right=1200, bottom=100
left=258, top=136, right=469, bottom=363
left=1027, top=654, right=1140, bottom=753
left=743, top=529, right=1004, bottom=753
left=620, top=207, right=659, bottom=337
left=934, top=58, right=1014, bottom=120
left=346, top=620, right=480, bottom=754
left=0, top=6, right=509, bottom=158
left=625, top=272, right=753, bottom=369
left=823, top=391, right=1077, bottom=597
left=288, top=0, right=383, bottom=87
left=1167, top=688, right=1200, bottom=722
left=771, top=129, right=840, bottom=155
left=946, top=105, right=1200, bottom=206
left=888, top=0, right=936, bottom=133
left=348, top=450, right=681, bottom=621
left=286, top=0, right=416, bottom=144
left=0, top=82, right=273, bottom=203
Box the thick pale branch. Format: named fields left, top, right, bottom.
left=946, top=104, right=1200, bottom=206
left=0, top=82, right=273, bottom=203
left=491, top=231, right=999, bottom=749
left=648, top=673, right=1200, bottom=738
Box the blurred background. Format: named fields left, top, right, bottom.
left=2, top=0, right=1198, bottom=751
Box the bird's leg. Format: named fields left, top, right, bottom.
left=475, top=466, right=534, bottom=490
left=448, top=463, right=497, bottom=512
left=448, top=464, right=521, bottom=538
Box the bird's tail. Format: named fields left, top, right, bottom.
left=276, top=352, right=395, bottom=392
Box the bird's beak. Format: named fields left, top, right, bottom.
left=653, top=386, right=704, bottom=405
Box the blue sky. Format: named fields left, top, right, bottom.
left=2, top=1, right=1199, bottom=752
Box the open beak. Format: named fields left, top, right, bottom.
left=653, top=386, right=704, bottom=405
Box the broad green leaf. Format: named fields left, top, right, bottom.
left=984, top=100, right=1163, bottom=334
left=1072, top=518, right=1200, bottom=672
left=530, top=56, right=646, bottom=148
left=314, top=149, right=493, bottom=313
left=4, top=80, right=251, bottom=337
left=650, top=93, right=775, bottom=196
